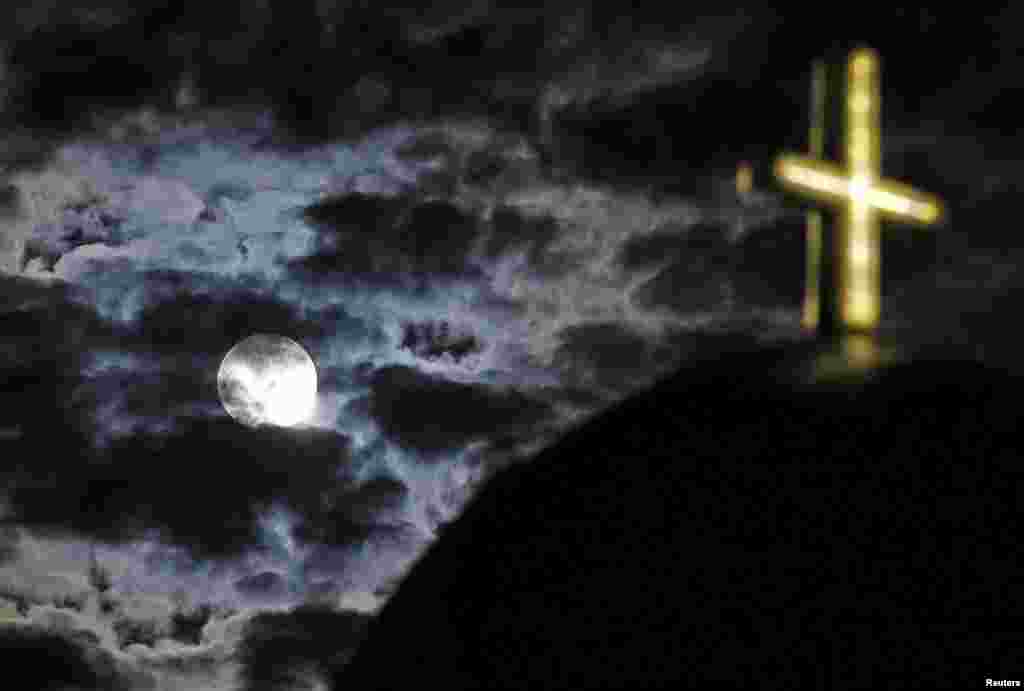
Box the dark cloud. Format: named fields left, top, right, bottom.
left=0, top=4, right=1014, bottom=190
left=294, top=473, right=409, bottom=551
left=0, top=183, right=20, bottom=215
left=361, top=364, right=553, bottom=459
left=88, top=552, right=112, bottom=594
left=4, top=5, right=188, bottom=130
left=731, top=217, right=806, bottom=310
left=294, top=193, right=484, bottom=291
left=393, top=129, right=455, bottom=163
left=0, top=592, right=31, bottom=617
left=336, top=346, right=1024, bottom=690
left=0, top=627, right=134, bottom=691
left=168, top=604, right=213, bottom=646
left=396, top=199, right=482, bottom=275
left=5, top=415, right=352, bottom=559
left=0, top=276, right=124, bottom=374
left=0, top=525, right=19, bottom=565
left=130, top=273, right=316, bottom=356
left=113, top=617, right=161, bottom=649
left=398, top=319, right=483, bottom=362
left=616, top=221, right=690, bottom=270
left=238, top=604, right=370, bottom=691
left=0, top=1, right=557, bottom=167
left=0, top=272, right=72, bottom=311
left=395, top=128, right=542, bottom=198
left=482, top=204, right=561, bottom=266
left=551, top=322, right=684, bottom=395
left=626, top=221, right=735, bottom=314
left=52, top=593, right=87, bottom=613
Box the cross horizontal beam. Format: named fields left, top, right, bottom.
left=775, top=154, right=944, bottom=225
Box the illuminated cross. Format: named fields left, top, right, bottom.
left=774, top=47, right=945, bottom=336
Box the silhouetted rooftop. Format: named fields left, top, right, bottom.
left=335, top=339, right=1024, bottom=689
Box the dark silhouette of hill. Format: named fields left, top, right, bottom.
left=333, top=340, right=1024, bottom=689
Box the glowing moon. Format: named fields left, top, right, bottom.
left=217, top=334, right=318, bottom=428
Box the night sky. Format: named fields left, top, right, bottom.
left=1, top=4, right=1022, bottom=689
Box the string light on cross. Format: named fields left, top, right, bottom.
left=774, top=46, right=945, bottom=337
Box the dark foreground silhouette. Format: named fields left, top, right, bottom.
left=333, top=341, right=1024, bottom=689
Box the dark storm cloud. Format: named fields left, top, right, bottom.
left=624, top=221, right=735, bottom=314
left=398, top=319, right=483, bottom=362
left=463, top=145, right=533, bottom=191
left=237, top=604, right=370, bottom=691
left=551, top=322, right=688, bottom=395
left=395, top=128, right=543, bottom=200
left=623, top=220, right=731, bottom=269
left=393, top=130, right=455, bottom=164
left=0, top=275, right=124, bottom=369
left=0, top=0, right=547, bottom=169
left=0, top=627, right=135, bottom=691
left=0, top=0, right=759, bottom=177
left=130, top=273, right=315, bottom=356
left=0, top=183, right=19, bottom=214
left=732, top=217, right=808, bottom=310
left=2, top=4, right=187, bottom=129
left=168, top=603, right=212, bottom=646
left=113, top=617, right=162, bottom=649
left=0, top=525, right=19, bottom=565
left=482, top=204, right=562, bottom=268
left=4, top=414, right=353, bottom=560
left=360, top=365, right=554, bottom=459
left=294, top=473, right=408, bottom=550
left=617, top=222, right=693, bottom=271
left=293, top=192, right=484, bottom=290
left=0, top=4, right=1011, bottom=195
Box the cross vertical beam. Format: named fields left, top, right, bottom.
left=802, top=60, right=827, bottom=332
left=841, top=49, right=882, bottom=330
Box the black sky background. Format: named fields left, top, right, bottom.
left=2, top=3, right=1023, bottom=690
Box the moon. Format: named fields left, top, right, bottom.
left=217, top=334, right=318, bottom=428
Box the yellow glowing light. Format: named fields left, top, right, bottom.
left=850, top=94, right=871, bottom=113
left=736, top=161, right=753, bottom=196
left=775, top=47, right=945, bottom=335
left=849, top=174, right=870, bottom=202
left=846, top=332, right=880, bottom=369
left=803, top=60, right=827, bottom=332
left=851, top=240, right=870, bottom=266
left=851, top=49, right=875, bottom=75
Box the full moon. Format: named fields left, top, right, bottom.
left=217, top=334, right=318, bottom=428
